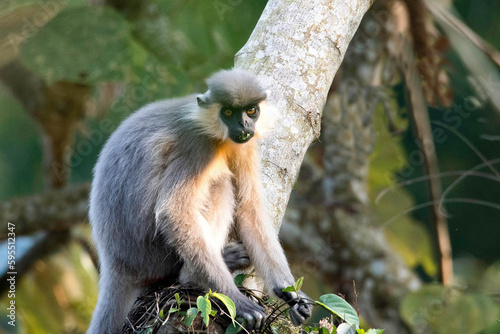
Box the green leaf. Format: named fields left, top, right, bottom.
left=20, top=6, right=132, bottom=84
left=168, top=307, right=179, bottom=313
left=209, top=292, right=237, bottom=320
left=294, top=276, right=304, bottom=291
left=282, top=286, right=296, bottom=292
left=225, top=322, right=243, bottom=334
left=197, top=295, right=212, bottom=327
left=316, top=294, right=359, bottom=328
left=337, top=324, right=357, bottom=334
left=234, top=273, right=251, bottom=286
left=184, top=307, right=198, bottom=327
left=175, top=293, right=181, bottom=305
left=320, top=327, right=331, bottom=334
left=365, top=330, right=384, bottom=334
left=159, top=309, right=164, bottom=319
left=282, top=277, right=304, bottom=294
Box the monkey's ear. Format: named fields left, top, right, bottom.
left=197, top=94, right=210, bottom=108
left=265, top=89, right=271, bottom=100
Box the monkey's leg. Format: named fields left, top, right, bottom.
left=222, top=241, right=251, bottom=272
left=87, top=268, right=138, bottom=334
left=157, top=195, right=266, bottom=329
left=172, top=224, right=266, bottom=330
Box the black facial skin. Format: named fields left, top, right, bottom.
left=220, top=105, right=260, bottom=144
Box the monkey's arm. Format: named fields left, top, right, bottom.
left=234, top=156, right=313, bottom=325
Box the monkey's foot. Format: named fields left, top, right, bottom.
left=222, top=241, right=251, bottom=272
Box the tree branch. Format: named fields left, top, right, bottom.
left=395, top=36, right=453, bottom=286
left=0, top=230, right=70, bottom=294
left=0, top=183, right=89, bottom=239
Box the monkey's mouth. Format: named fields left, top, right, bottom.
left=231, top=131, right=254, bottom=144
left=239, top=133, right=251, bottom=141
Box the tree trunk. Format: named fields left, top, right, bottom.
left=280, top=3, right=421, bottom=332
left=235, top=0, right=373, bottom=228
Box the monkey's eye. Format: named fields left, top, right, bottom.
left=224, top=110, right=233, bottom=116
left=247, top=107, right=256, bottom=115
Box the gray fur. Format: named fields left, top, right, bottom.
left=204, top=68, right=267, bottom=107
left=87, top=69, right=311, bottom=334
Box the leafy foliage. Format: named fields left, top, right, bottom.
left=177, top=290, right=238, bottom=330
left=315, top=294, right=359, bottom=328
left=282, top=276, right=304, bottom=293
left=234, top=273, right=252, bottom=286
left=210, top=291, right=237, bottom=320
left=183, top=307, right=199, bottom=327
left=21, top=6, right=133, bottom=84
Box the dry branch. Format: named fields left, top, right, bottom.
left=395, top=36, right=453, bottom=286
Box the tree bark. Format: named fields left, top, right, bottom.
left=235, top=0, right=373, bottom=228
left=280, top=3, right=421, bottom=332
left=0, top=183, right=89, bottom=239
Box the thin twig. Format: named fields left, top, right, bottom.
left=396, top=35, right=454, bottom=286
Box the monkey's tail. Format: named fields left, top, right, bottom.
left=87, top=269, right=138, bottom=334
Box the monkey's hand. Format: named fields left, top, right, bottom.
left=222, top=242, right=251, bottom=272
left=233, top=294, right=266, bottom=330
left=273, top=288, right=313, bottom=326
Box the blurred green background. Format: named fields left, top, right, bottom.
left=0, top=0, right=499, bottom=333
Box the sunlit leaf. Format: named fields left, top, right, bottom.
left=294, top=276, right=304, bottom=291
left=209, top=291, right=236, bottom=319
left=282, top=286, right=296, bottom=292
left=316, top=294, right=359, bottom=328
left=197, top=295, right=212, bottom=327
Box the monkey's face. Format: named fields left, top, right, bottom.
left=220, top=105, right=260, bottom=144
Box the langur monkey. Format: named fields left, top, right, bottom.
left=88, top=69, right=312, bottom=333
